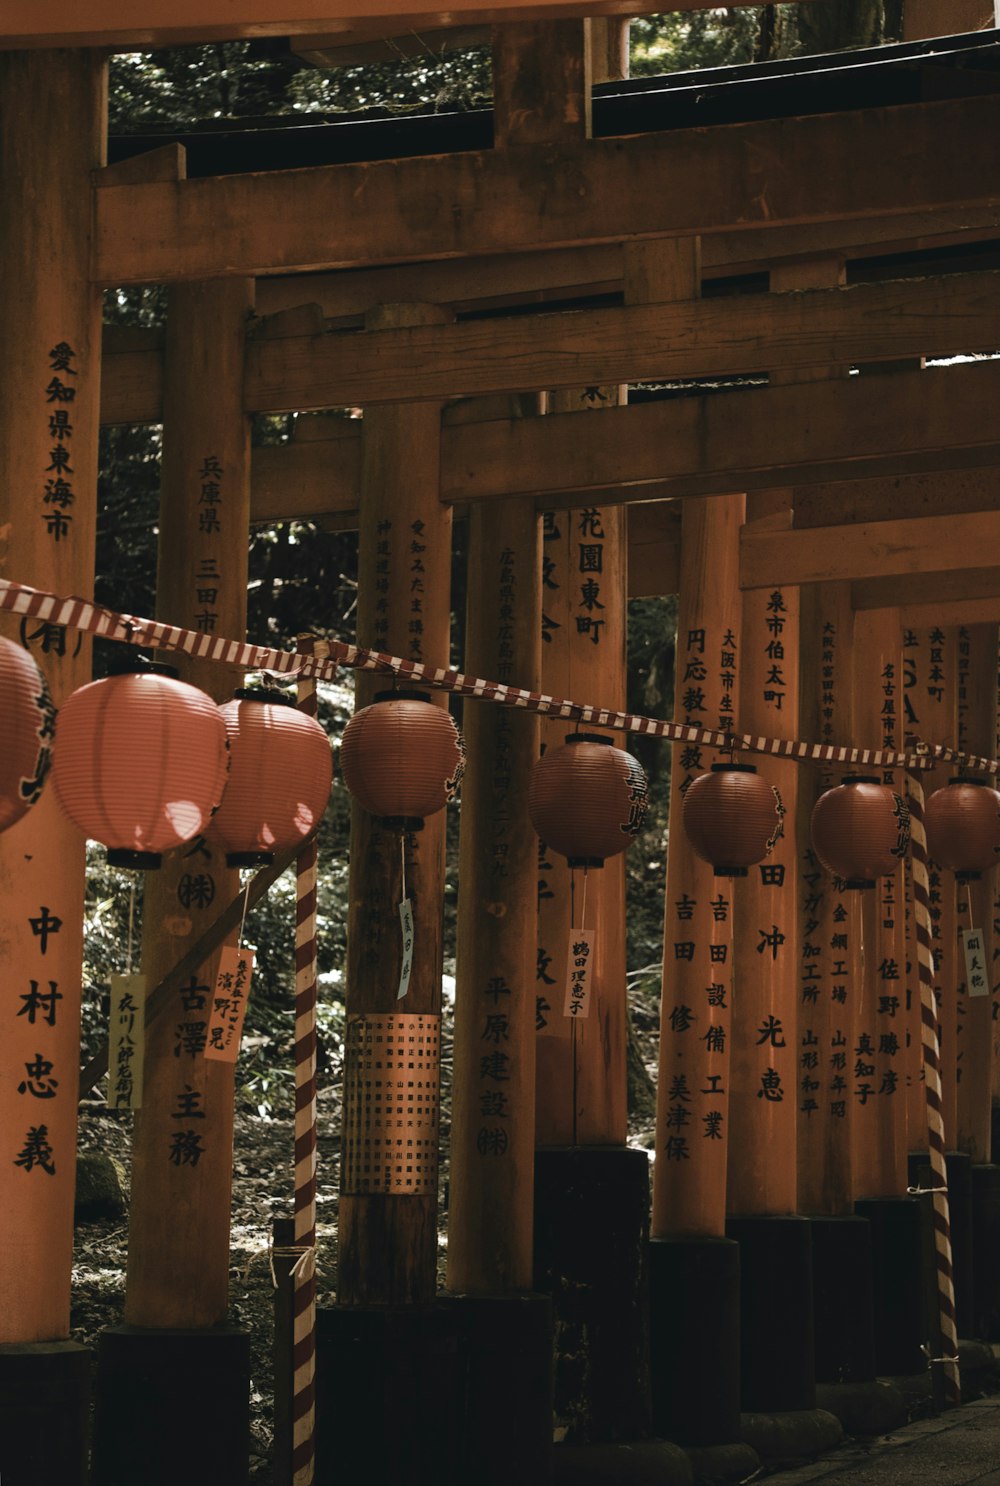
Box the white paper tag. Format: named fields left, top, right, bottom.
left=204, top=947, right=255, bottom=1061
left=563, top=928, right=595, bottom=1020
left=962, top=928, right=990, bottom=997
left=108, top=972, right=146, bottom=1109
left=398, top=898, right=414, bottom=1000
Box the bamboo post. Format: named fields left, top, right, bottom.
left=338, top=301, right=453, bottom=1308
left=95, top=279, right=254, bottom=1486
left=0, top=48, right=105, bottom=1485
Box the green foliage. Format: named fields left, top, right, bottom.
left=630, top=9, right=762, bottom=76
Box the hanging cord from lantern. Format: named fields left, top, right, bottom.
left=2, top=577, right=993, bottom=778
left=907, top=770, right=961, bottom=1408
left=570, top=870, right=578, bottom=1148
left=125, top=878, right=137, bottom=976
left=291, top=636, right=326, bottom=1486
left=237, top=873, right=251, bottom=949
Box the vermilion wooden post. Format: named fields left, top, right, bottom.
left=449, top=493, right=541, bottom=1292
left=338, top=301, right=453, bottom=1308
left=94, top=278, right=255, bottom=1486
left=851, top=606, right=908, bottom=1202
left=0, top=49, right=105, bottom=1486
left=797, top=581, right=856, bottom=1217
left=955, top=624, right=997, bottom=1165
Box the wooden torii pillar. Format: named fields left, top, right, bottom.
left=321, top=301, right=455, bottom=1481
left=93, top=276, right=255, bottom=1486
left=0, top=49, right=105, bottom=1486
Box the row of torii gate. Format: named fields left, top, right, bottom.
left=3, top=3, right=1000, bottom=1484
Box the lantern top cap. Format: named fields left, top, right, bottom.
left=565, top=732, right=614, bottom=747
left=710, top=761, right=756, bottom=774
left=106, top=651, right=178, bottom=680
left=841, top=774, right=881, bottom=785
left=947, top=774, right=989, bottom=786
left=233, top=686, right=295, bottom=707
left=373, top=688, right=431, bottom=705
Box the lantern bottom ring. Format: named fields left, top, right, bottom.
left=378, top=815, right=425, bottom=833
left=712, top=864, right=748, bottom=878
left=567, top=855, right=605, bottom=870
left=956, top=870, right=983, bottom=883
left=107, top=848, right=162, bottom=870
left=844, top=877, right=876, bottom=890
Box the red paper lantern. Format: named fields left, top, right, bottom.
left=527, top=733, right=648, bottom=868
left=0, top=636, right=56, bottom=834
left=205, top=688, right=333, bottom=866
left=339, top=690, right=464, bottom=828
left=50, top=658, right=229, bottom=868
left=682, top=762, right=784, bottom=877
left=810, top=774, right=909, bottom=888
left=926, top=776, right=1000, bottom=881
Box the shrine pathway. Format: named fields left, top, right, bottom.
left=774, top=1395, right=1000, bottom=1486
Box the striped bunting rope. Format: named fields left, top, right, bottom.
left=907, top=772, right=961, bottom=1407
left=291, top=638, right=326, bottom=1485
left=1, top=577, right=995, bottom=773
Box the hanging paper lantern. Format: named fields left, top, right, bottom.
left=205, top=688, right=333, bottom=866
left=810, top=774, right=909, bottom=889
left=0, top=635, right=57, bottom=834
left=683, top=762, right=784, bottom=877
left=50, top=656, right=229, bottom=869
left=339, top=690, right=464, bottom=828
left=527, top=732, right=649, bottom=868
left=926, top=775, right=1000, bottom=881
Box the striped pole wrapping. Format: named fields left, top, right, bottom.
left=907, top=772, right=961, bottom=1408
left=0, top=576, right=982, bottom=774
left=292, top=638, right=327, bottom=1485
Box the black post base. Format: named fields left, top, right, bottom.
left=648, top=1235, right=741, bottom=1446
left=316, top=1306, right=461, bottom=1486
left=92, top=1325, right=249, bottom=1486
left=809, top=1214, right=877, bottom=1385
left=0, top=1340, right=91, bottom=1486
left=972, top=1164, right=1000, bottom=1340
left=438, top=1292, right=553, bottom=1486
left=855, top=1194, right=934, bottom=1376
left=943, top=1151, right=975, bottom=1337
left=725, top=1214, right=815, bottom=1414
left=534, top=1146, right=652, bottom=1444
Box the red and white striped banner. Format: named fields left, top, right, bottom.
left=291, top=638, right=327, bottom=1485
left=1, top=577, right=991, bottom=774
left=907, top=772, right=961, bottom=1407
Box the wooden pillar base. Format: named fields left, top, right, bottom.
left=810, top=1215, right=877, bottom=1385
left=725, top=1216, right=815, bottom=1414
left=853, top=1196, right=934, bottom=1376
left=438, top=1293, right=553, bottom=1485
left=648, top=1236, right=740, bottom=1447
left=551, top=1438, right=693, bottom=1485
left=316, top=1305, right=461, bottom=1485
left=533, top=1147, right=651, bottom=1443
left=92, top=1325, right=249, bottom=1486
left=971, top=1164, right=1000, bottom=1340
left=0, top=1340, right=90, bottom=1486
left=944, top=1151, right=975, bottom=1338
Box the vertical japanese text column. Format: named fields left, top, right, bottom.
left=0, top=48, right=106, bottom=1485
left=339, top=302, right=453, bottom=1308
left=94, top=280, right=255, bottom=1486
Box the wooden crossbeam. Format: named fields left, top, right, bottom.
left=793, top=466, right=1000, bottom=528
left=242, top=270, right=1000, bottom=412
left=741, top=509, right=1000, bottom=590
left=93, top=95, right=1000, bottom=285
left=100, top=272, right=1000, bottom=425
left=854, top=568, right=1000, bottom=614
left=245, top=362, right=1000, bottom=527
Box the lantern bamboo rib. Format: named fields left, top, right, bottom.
left=78, top=843, right=303, bottom=1097
left=3, top=577, right=996, bottom=777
